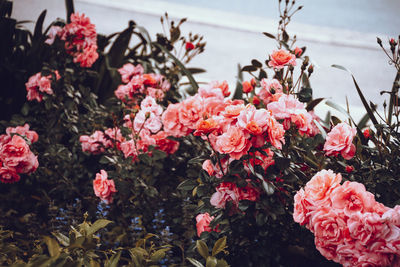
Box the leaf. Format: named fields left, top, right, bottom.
left=298, top=87, right=312, bottom=103
left=251, top=59, right=262, bottom=68
left=43, top=236, right=60, bottom=258
left=262, top=32, right=275, bottom=39
left=187, top=68, right=206, bottom=74
left=64, top=0, right=75, bottom=23
left=282, top=30, right=289, bottom=43
left=150, top=248, right=169, bottom=262
left=154, top=43, right=199, bottom=92
left=325, top=100, right=353, bottom=121
left=108, top=26, right=133, bottom=67
left=105, top=251, right=121, bottom=267
left=87, top=219, right=112, bottom=236
left=241, top=65, right=257, bottom=72
left=52, top=232, right=70, bottom=247
left=177, top=179, right=197, bottom=191
left=306, top=98, right=324, bottom=111
left=358, top=113, right=370, bottom=130
left=313, top=119, right=327, bottom=139
left=262, top=181, right=274, bottom=195
left=215, top=259, right=229, bottom=267
left=33, top=9, right=46, bottom=42
left=196, top=240, right=209, bottom=259
left=206, top=256, right=218, bottom=267
left=258, top=69, right=267, bottom=79
left=212, top=236, right=226, bottom=256
left=331, top=64, right=379, bottom=126
left=187, top=257, right=204, bottom=267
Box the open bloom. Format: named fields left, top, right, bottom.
left=93, top=170, right=117, bottom=204
left=196, top=213, right=218, bottom=237
left=323, top=122, right=356, bottom=160
left=268, top=49, right=296, bottom=69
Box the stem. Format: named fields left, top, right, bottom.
left=387, top=71, right=400, bottom=126
left=206, top=135, right=225, bottom=176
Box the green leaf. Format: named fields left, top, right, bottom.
left=212, top=236, right=226, bottom=256
left=206, top=256, right=218, bottom=267
left=188, top=68, right=206, bottom=74
left=251, top=59, right=262, bottom=68
left=64, top=0, right=75, bottom=23
left=177, top=179, right=197, bottom=191
left=150, top=248, right=169, bottom=262
left=153, top=42, right=199, bottom=92
left=108, top=26, right=133, bottom=67
left=331, top=64, right=379, bottom=126
left=298, top=87, right=312, bottom=103
left=187, top=257, right=204, bottom=267
left=105, top=251, right=121, bottom=267
left=196, top=240, right=209, bottom=259
left=306, top=97, right=324, bottom=111
left=52, top=232, right=70, bottom=247
left=33, top=9, right=46, bottom=42
left=43, top=236, right=60, bottom=258
left=262, top=32, right=275, bottom=39
left=357, top=113, right=370, bottom=130
left=87, top=219, right=112, bottom=236
left=215, top=259, right=229, bottom=267
left=241, top=65, right=257, bottom=72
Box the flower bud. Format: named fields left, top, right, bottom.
left=185, top=42, right=195, bottom=51
left=242, top=81, right=253, bottom=93
left=345, top=165, right=354, bottom=173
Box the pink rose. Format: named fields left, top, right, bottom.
left=311, top=207, right=349, bottom=246
left=265, top=116, right=285, bottom=149
left=330, top=181, right=376, bottom=216
left=134, top=110, right=162, bottom=134
left=45, top=25, right=63, bottom=45
left=196, top=212, right=218, bottom=237
left=0, top=135, right=33, bottom=173
left=6, top=124, right=39, bottom=144
left=215, top=126, right=250, bottom=160
left=152, top=131, right=179, bottom=155
left=293, top=188, right=315, bottom=225
left=178, top=95, right=204, bottom=129
left=162, top=103, right=190, bottom=137
left=323, top=122, right=357, bottom=160
left=268, top=49, right=296, bottom=69
left=118, top=63, right=144, bottom=83
left=140, top=96, right=163, bottom=116
left=304, top=169, right=342, bottom=206
left=210, top=182, right=240, bottom=209
left=0, top=166, right=20, bottom=183
left=209, top=80, right=230, bottom=97
left=258, top=78, right=283, bottom=105
left=93, top=170, right=117, bottom=204
left=202, top=159, right=216, bottom=176
left=347, top=212, right=390, bottom=246
left=79, top=130, right=107, bottom=154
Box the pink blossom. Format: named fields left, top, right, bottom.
left=6, top=124, right=38, bottom=144
left=209, top=80, right=230, bottom=97
left=178, top=95, right=204, bottom=129
left=152, top=131, right=179, bottom=155
left=265, top=116, right=285, bottom=149
left=79, top=130, right=107, bottom=154
left=215, top=126, right=250, bottom=160
left=45, top=25, right=63, bottom=45
left=304, top=169, right=342, bottom=206
left=330, top=181, right=376, bottom=216
left=25, top=72, right=55, bottom=102
left=140, top=96, right=163, bottom=116
left=196, top=213, right=217, bottom=237
left=118, top=63, right=144, bottom=83
left=258, top=78, right=283, bottom=105
left=93, top=170, right=117, bottom=204
left=162, top=103, right=190, bottom=137
left=324, top=122, right=357, bottom=160
left=268, top=49, right=296, bottom=69
left=134, top=110, right=162, bottom=134
left=0, top=166, right=20, bottom=183
left=210, top=182, right=240, bottom=209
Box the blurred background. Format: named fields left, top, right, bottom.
left=13, top=0, right=400, bottom=120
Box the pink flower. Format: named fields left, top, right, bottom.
left=198, top=86, right=224, bottom=101
left=0, top=135, right=38, bottom=174
left=209, top=80, right=230, bottom=97
left=330, top=181, right=376, bottom=216
left=293, top=188, right=314, bottom=225
left=202, top=159, right=215, bottom=176
left=178, top=95, right=204, bottom=129
left=73, top=44, right=98, bottom=68
left=118, top=63, right=144, bottom=83
left=0, top=166, right=20, bottom=183
left=25, top=73, right=55, bottom=102
left=347, top=212, right=390, bottom=246
left=304, top=169, right=342, bottom=206
left=140, top=96, right=163, bottom=116
left=93, top=170, right=117, bottom=204
left=6, top=124, right=38, bottom=144
left=45, top=25, right=63, bottom=45
left=265, top=116, right=285, bottom=149
left=114, top=83, right=133, bottom=101
left=79, top=130, right=107, bottom=154
left=268, top=49, right=296, bottom=69
left=196, top=213, right=218, bottom=237
left=134, top=110, right=162, bottom=134
left=215, top=126, right=250, bottom=160
left=267, top=94, right=305, bottom=122
left=311, top=207, right=349, bottom=246
left=152, top=131, right=179, bottom=155
left=238, top=183, right=260, bottom=202
left=323, top=122, right=357, bottom=160
left=244, top=148, right=274, bottom=172
left=258, top=78, right=283, bottom=105
left=210, top=182, right=240, bottom=209
left=162, top=103, right=190, bottom=137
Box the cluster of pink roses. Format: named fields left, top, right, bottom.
left=47, top=13, right=98, bottom=68
left=93, top=169, right=117, bottom=204
left=0, top=124, right=39, bottom=183
left=115, top=63, right=171, bottom=103
left=196, top=212, right=219, bottom=237
left=323, top=122, right=357, bottom=160
left=294, top=170, right=400, bottom=266
left=25, top=71, right=60, bottom=102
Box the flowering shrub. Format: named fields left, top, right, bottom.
left=294, top=170, right=400, bottom=266
left=0, top=124, right=38, bottom=183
